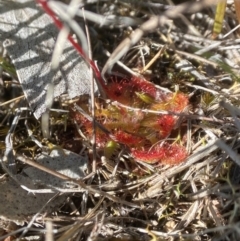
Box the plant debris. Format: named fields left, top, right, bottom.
left=1, top=0, right=240, bottom=241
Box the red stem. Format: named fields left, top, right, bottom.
left=36, top=0, right=106, bottom=90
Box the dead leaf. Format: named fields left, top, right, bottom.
left=0, top=149, right=87, bottom=225
left=0, top=0, right=93, bottom=119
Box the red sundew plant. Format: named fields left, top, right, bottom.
left=38, top=0, right=188, bottom=165
left=71, top=77, right=188, bottom=164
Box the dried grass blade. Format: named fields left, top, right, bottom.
left=234, top=0, right=240, bottom=25
left=213, top=0, right=227, bottom=38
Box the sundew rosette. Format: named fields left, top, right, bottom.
left=72, top=77, right=188, bottom=165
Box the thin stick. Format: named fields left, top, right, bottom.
left=37, top=0, right=106, bottom=91
left=140, top=45, right=166, bottom=74
left=0, top=94, right=24, bottom=107
left=82, top=6, right=97, bottom=174
left=112, top=101, right=226, bottom=123
left=16, top=155, right=139, bottom=208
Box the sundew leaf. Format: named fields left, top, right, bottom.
left=0, top=0, right=94, bottom=119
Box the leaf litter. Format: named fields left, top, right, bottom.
left=1, top=0, right=240, bottom=241
left=0, top=149, right=87, bottom=225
